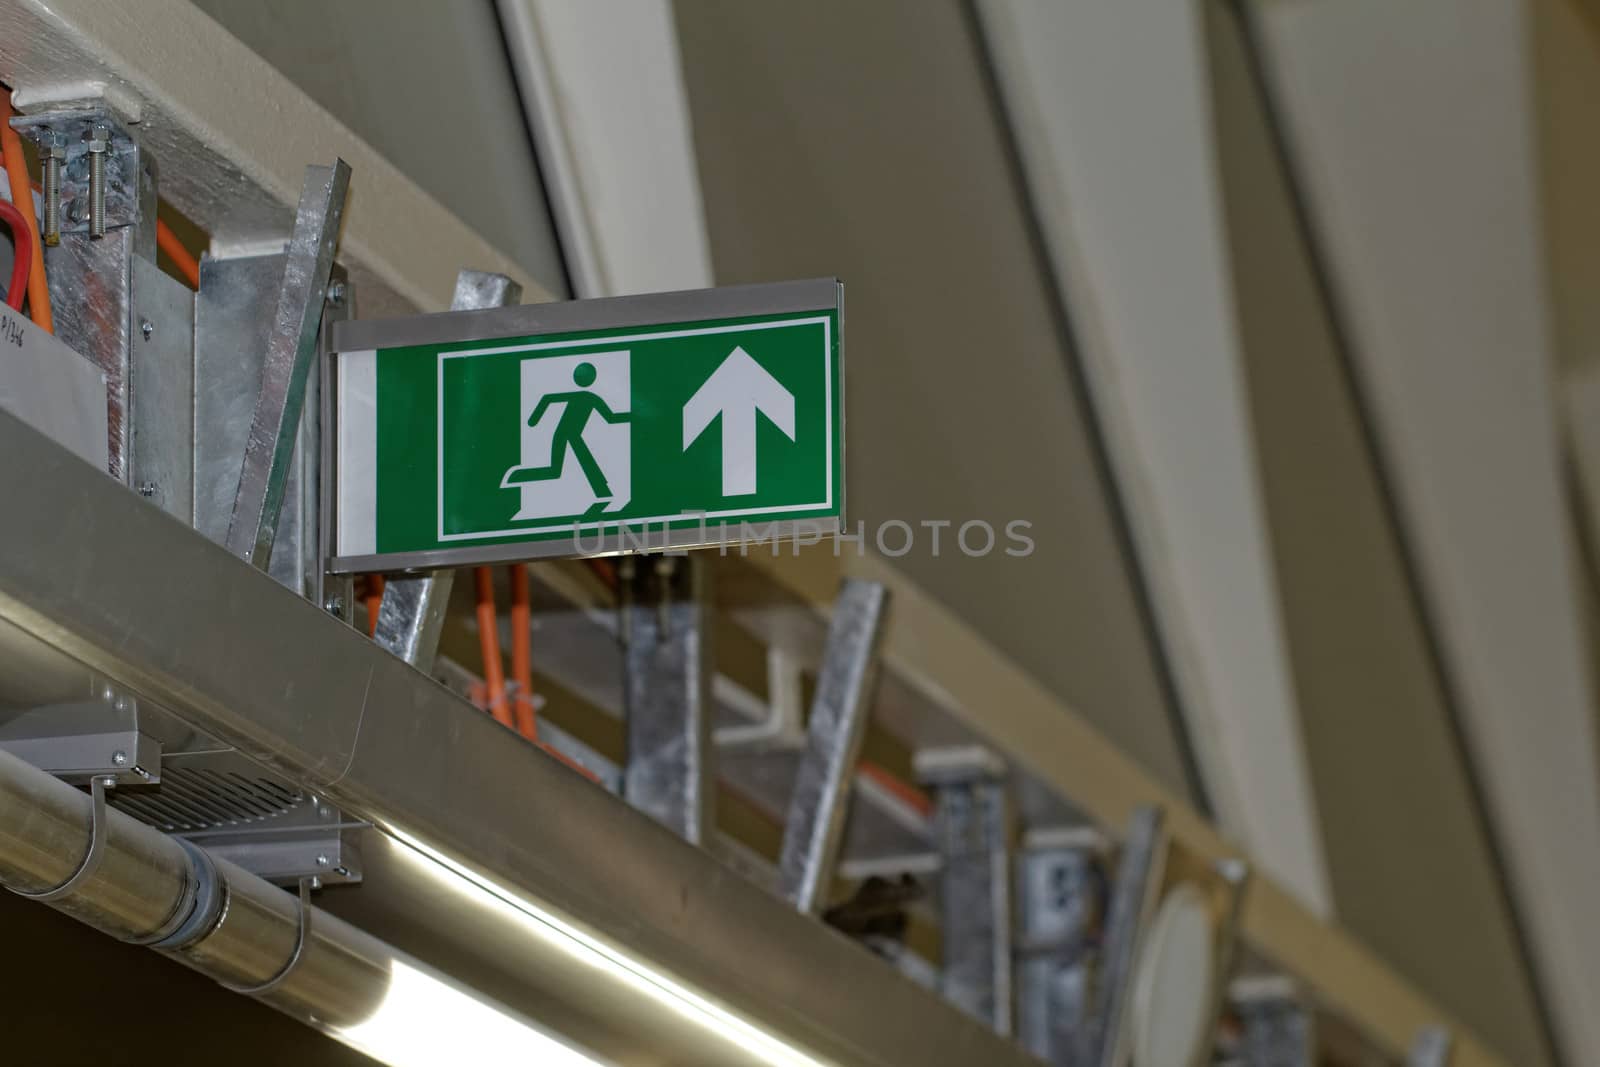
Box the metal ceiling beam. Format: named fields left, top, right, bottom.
left=0, top=408, right=1034, bottom=1067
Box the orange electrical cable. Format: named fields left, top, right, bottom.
left=464, top=676, right=599, bottom=782
left=1, top=92, right=50, bottom=333
left=474, top=567, right=514, bottom=729
left=0, top=199, right=31, bottom=311
left=365, top=574, right=385, bottom=639
left=156, top=217, right=200, bottom=289
left=540, top=742, right=600, bottom=784
left=508, top=565, right=538, bottom=741
left=859, top=760, right=934, bottom=819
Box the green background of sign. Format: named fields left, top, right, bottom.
left=371, top=310, right=841, bottom=553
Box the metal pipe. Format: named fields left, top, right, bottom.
left=173, top=858, right=390, bottom=1028
left=0, top=746, right=190, bottom=939
left=0, top=747, right=387, bottom=1027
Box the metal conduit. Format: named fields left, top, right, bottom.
left=0, top=747, right=390, bottom=1029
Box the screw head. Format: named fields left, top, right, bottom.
left=315, top=854, right=330, bottom=867
left=326, top=281, right=347, bottom=307
left=137, top=482, right=156, bottom=498
left=323, top=593, right=344, bottom=615
left=111, top=750, right=127, bottom=766
left=139, top=319, right=153, bottom=340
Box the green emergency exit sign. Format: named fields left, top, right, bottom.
left=331, top=280, right=843, bottom=570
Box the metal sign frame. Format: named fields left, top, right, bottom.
left=326, top=278, right=844, bottom=572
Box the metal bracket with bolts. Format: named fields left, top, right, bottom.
left=39, top=128, right=64, bottom=245
left=86, top=121, right=109, bottom=239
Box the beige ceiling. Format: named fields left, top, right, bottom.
left=674, top=1, right=1557, bottom=1063
left=672, top=0, right=1204, bottom=807
left=1206, top=5, right=1550, bottom=1063
left=190, top=0, right=569, bottom=298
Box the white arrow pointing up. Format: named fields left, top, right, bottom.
left=683, top=346, right=796, bottom=497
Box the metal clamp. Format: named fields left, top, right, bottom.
left=219, top=877, right=316, bottom=996
left=16, top=775, right=115, bottom=902
left=134, top=837, right=221, bottom=949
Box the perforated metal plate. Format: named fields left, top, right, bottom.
left=110, top=750, right=364, bottom=885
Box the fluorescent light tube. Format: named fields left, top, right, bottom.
left=385, top=828, right=833, bottom=1067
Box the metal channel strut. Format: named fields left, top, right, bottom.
left=1082, top=805, right=1166, bottom=1067
left=374, top=270, right=523, bottom=671
left=1232, top=977, right=1313, bottom=1067
left=622, top=554, right=714, bottom=845
left=1017, top=829, right=1102, bottom=1065
left=197, top=253, right=345, bottom=604
left=225, top=159, right=350, bottom=570
left=1410, top=1026, right=1454, bottom=1067
left=14, top=108, right=193, bottom=519
left=919, top=745, right=1013, bottom=1037
left=777, top=578, right=890, bottom=913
